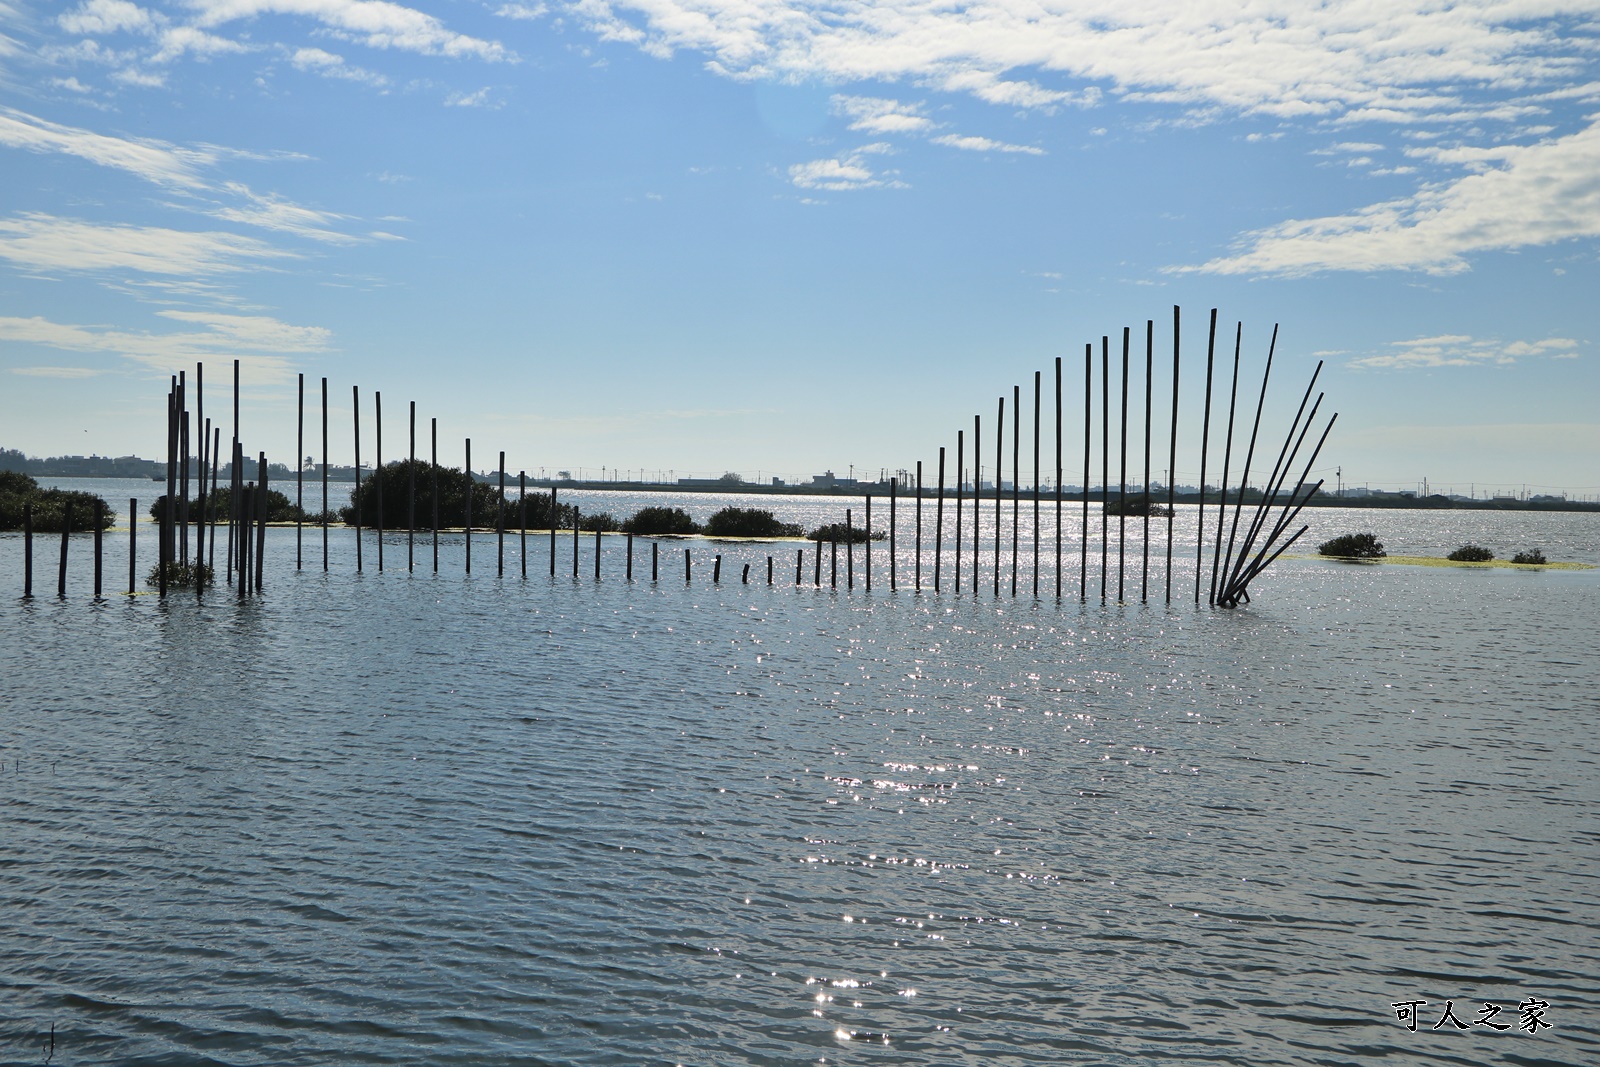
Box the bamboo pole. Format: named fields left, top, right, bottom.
left=95, top=501, right=103, bottom=598
left=196, top=363, right=205, bottom=572
left=409, top=402, right=416, bottom=573
left=1196, top=310, right=1218, bottom=602
left=653, top=539, right=659, bottom=582
left=865, top=495, right=872, bottom=591
left=23, top=503, right=33, bottom=598
left=1032, top=371, right=1040, bottom=598
left=933, top=447, right=945, bottom=593
left=375, top=391, right=384, bottom=573
left=128, top=498, right=136, bottom=596
left=521, top=472, right=529, bottom=578
left=58, top=504, right=69, bottom=598
left=1100, top=337, right=1109, bottom=602
left=914, top=462, right=923, bottom=591
left=889, top=478, right=897, bottom=591
left=685, top=547, right=691, bottom=584
left=847, top=508, right=855, bottom=590
left=1209, top=323, right=1242, bottom=605
left=549, top=486, right=557, bottom=576
left=714, top=553, right=722, bottom=583
left=296, top=372, right=303, bottom=569
left=465, top=438, right=473, bottom=576
left=431, top=418, right=440, bottom=573
left=571, top=504, right=578, bottom=577
left=1082, top=344, right=1090, bottom=599
left=1119, top=327, right=1129, bottom=602
left=1166, top=307, right=1180, bottom=602
left=1219, top=325, right=1278, bottom=602
left=1012, top=384, right=1021, bottom=597
left=953, top=433, right=962, bottom=594
left=1055, top=356, right=1062, bottom=599
left=321, top=377, right=329, bottom=572
left=795, top=547, right=802, bottom=586
left=498, top=451, right=507, bottom=578
left=352, top=386, right=363, bottom=573
left=594, top=527, right=601, bottom=581
left=255, top=452, right=266, bottom=592
left=1143, top=320, right=1152, bottom=603
left=995, top=397, right=1003, bottom=598
left=178, top=376, right=189, bottom=568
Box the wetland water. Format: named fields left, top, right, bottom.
left=2, top=489, right=1597, bottom=1065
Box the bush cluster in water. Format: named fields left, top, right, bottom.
left=1446, top=543, right=1495, bottom=562
left=1317, top=532, right=1385, bottom=559
left=0, top=471, right=115, bottom=533
left=1511, top=549, right=1547, bottom=565
left=151, top=487, right=303, bottom=524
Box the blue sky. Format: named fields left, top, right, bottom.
left=2, top=0, right=1597, bottom=496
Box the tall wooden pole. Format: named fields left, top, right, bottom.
left=465, top=438, right=473, bottom=575
left=1032, top=370, right=1040, bottom=598
left=296, top=372, right=303, bottom=569
left=408, top=402, right=416, bottom=573
left=352, top=386, right=363, bottom=573
left=1166, top=307, right=1180, bottom=602
left=128, top=498, right=136, bottom=596
left=1100, top=336, right=1109, bottom=602
left=954, top=432, right=964, bottom=594
left=914, top=462, right=923, bottom=591
left=375, top=391, right=384, bottom=573
left=1209, top=323, right=1242, bottom=606
left=498, top=451, right=507, bottom=578
left=255, top=452, right=267, bottom=592
left=1196, top=309, right=1218, bottom=602
left=1054, top=356, right=1062, bottom=599
left=933, top=447, right=945, bottom=593
left=888, top=478, right=897, bottom=591
left=1142, top=320, right=1153, bottom=603
left=321, top=377, right=329, bottom=572
left=1081, top=344, right=1090, bottom=598
left=431, top=418, right=440, bottom=573
left=994, top=396, right=1003, bottom=598
left=209, top=426, right=220, bottom=573
left=520, top=471, right=528, bottom=578
left=1220, top=325, right=1278, bottom=600
left=1119, top=327, right=1129, bottom=602
left=549, top=486, right=557, bottom=576
left=864, top=495, right=872, bottom=591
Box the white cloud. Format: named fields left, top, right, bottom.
left=0, top=311, right=325, bottom=382
left=0, top=106, right=211, bottom=188
left=59, top=0, right=159, bottom=36
left=289, top=45, right=388, bottom=85
left=788, top=143, right=900, bottom=191
left=0, top=213, right=293, bottom=276
left=184, top=0, right=512, bottom=61
left=445, top=86, right=496, bottom=107
left=9, top=366, right=104, bottom=378
left=495, top=3, right=546, bottom=19
left=831, top=95, right=933, bottom=135
left=570, top=1, right=1591, bottom=126
left=1349, top=334, right=1581, bottom=369
left=1184, top=117, right=1600, bottom=276
left=932, top=133, right=1043, bottom=155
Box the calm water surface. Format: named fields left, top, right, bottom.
left=2, top=496, right=1596, bottom=1065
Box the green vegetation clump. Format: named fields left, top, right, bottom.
left=703, top=507, right=803, bottom=538
left=808, top=522, right=885, bottom=544
left=1103, top=498, right=1173, bottom=517
left=338, top=460, right=573, bottom=529
left=622, top=506, right=700, bottom=535
left=1511, top=549, right=1548, bottom=565
left=578, top=511, right=622, bottom=532
left=0, top=471, right=115, bottom=532
left=1446, top=543, right=1495, bottom=562
left=151, top=487, right=302, bottom=524
left=1317, top=532, right=1386, bottom=559
left=145, top=561, right=214, bottom=588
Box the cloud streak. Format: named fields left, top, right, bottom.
left=1185, top=118, right=1600, bottom=276
left=0, top=213, right=293, bottom=275
left=1348, top=333, right=1580, bottom=369
left=0, top=309, right=327, bottom=381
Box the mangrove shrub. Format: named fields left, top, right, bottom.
left=151, top=487, right=301, bottom=524
left=0, top=471, right=115, bottom=532
left=808, top=522, right=885, bottom=544
left=703, top=507, right=803, bottom=538
left=1317, top=532, right=1385, bottom=559
left=622, top=506, right=700, bottom=535
left=338, top=460, right=573, bottom=530
left=1447, top=543, right=1494, bottom=562
left=1511, top=549, right=1548, bottom=565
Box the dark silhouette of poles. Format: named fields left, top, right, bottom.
left=953, top=433, right=963, bottom=594
left=846, top=508, right=855, bottom=590
left=1119, top=327, right=1129, bottom=602
left=23, top=504, right=33, bottom=598
left=375, top=391, right=385, bottom=573
left=465, top=438, right=473, bottom=575
left=685, top=547, right=691, bottom=583
left=626, top=533, right=633, bottom=580
left=521, top=472, right=529, bottom=578
left=94, top=501, right=103, bottom=599
left=864, top=495, right=872, bottom=591
left=195, top=363, right=204, bottom=570
left=209, top=427, right=220, bottom=573
left=229, top=360, right=239, bottom=581
left=255, top=452, right=267, bottom=593
left=571, top=504, right=579, bottom=577
left=236, top=475, right=249, bottom=599
left=814, top=536, right=821, bottom=587
left=163, top=384, right=175, bottom=596
left=1054, top=357, right=1062, bottom=598
left=795, top=548, right=802, bottom=586
left=1081, top=344, right=1090, bottom=599
left=1225, top=364, right=1323, bottom=599
left=889, top=478, right=897, bottom=591
left=296, top=372, right=303, bottom=570
left=1219, top=326, right=1278, bottom=602
left=57, top=504, right=69, bottom=598
left=549, top=486, right=557, bottom=576
left=1100, top=337, right=1110, bottom=602
left=498, top=452, right=507, bottom=577
left=766, top=556, right=772, bottom=585
left=714, top=554, right=722, bottom=583
left=1012, top=384, right=1021, bottom=596
left=653, top=540, right=660, bottom=582
left=831, top=530, right=838, bottom=589
left=1167, top=307, right=1180, bottom=602
left=1143, top=320, right=1153, bottom=603
left=914, top=463, right=923, bottom=591
left=431, top=418, right=440, bottom=573
left=408, top=402, right=416, bottom=573
left=994, top=397, right=1003, bottom=598
left=178, top=375, right=189, bottom=569
left=933, top=452, right=944, bottom=592
left=1196, top=310, right=1218, bottom=602
left=1032, top=371, right=1040, bottom=598
left=321, top=377, right=329, bottom=572
left=1209, top=323, right=1242, bottom=605
left=128, top=498, right=136, bottom=595
left=593, top=527, right=601, bottom=580
left=743, top=562, right=750, bottom=584
left=352, top=386, right=363, bottom=573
